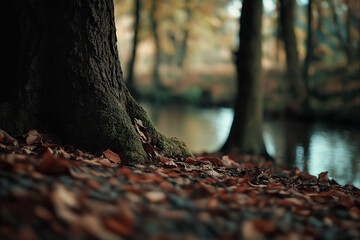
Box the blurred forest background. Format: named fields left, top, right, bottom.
left=113, top=0, right=360, bottom=186
left=115, top=0, right=360, bottom=116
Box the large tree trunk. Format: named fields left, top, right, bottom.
left=222, top=0, right=268, bottom=156
left=0, top=0, right=192, bottom=164
left=279, top=0, right=306, bottom=107
left=126, top=0, right=141, bottom=98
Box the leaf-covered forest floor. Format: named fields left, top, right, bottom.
left=1, top=129, right=360, bottom=240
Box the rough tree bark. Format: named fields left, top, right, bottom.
left=0, top=0, right=192, bottom=164
left=222, top=0, right=268, bottom=157
left=126, top=0, right=141, bottom=98
left=279, top=0, right=306, bottom=107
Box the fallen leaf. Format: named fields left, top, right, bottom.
left=103, top=217, right=132, bottom=236
left=80, top=214, right=120, bottom=240
left=348, top=207, right=360, bottom=219
left=0, top=129, right=18, bottom=147
left=37, top=152, right=71, bottom=176
left=185, top=157, right=197, bottom=164
left=25, top=129, right=41, bottom=145
left=104, top=200, right=136, bottom=236
left=318, top=171, right=329, bottom=184
left=276, top=198, right=303, bottom=207
left=103, top=149, right=121, bottom=164
left=221, top=155, right=240, bottom=168
left=197, top=156, right=222, bottom=166
left=144, top=191, right=166, bottom=203
left=51, top=184, right=79, bottom=223
left=252, top=219, right=277, bottom=234
left=134, top=118, right=148, bottom=142
left=34, top=206, right=54, bottom=221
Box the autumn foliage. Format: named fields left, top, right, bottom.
left=0, top=129, right=360, bottom=239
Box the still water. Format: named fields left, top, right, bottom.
left=141, top=102, right=360, bottom=188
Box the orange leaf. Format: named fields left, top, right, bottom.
left=103, top=218, right=133, bottom=236
left=103, top=149, right=121, bottom=164
left=276, top=198, right=303, bottom=207
left=37, top=152, right=71, bottom=176
left=119, top=166, right=132, bottom=177
left=103, top=201, right=135, bottom=236
left=185, top=157, right=197, bottom=164
left=252, top=219, right=276, bottom=234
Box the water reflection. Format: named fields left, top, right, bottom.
left=142, top=102, right=233, bottom=153
left=264, top=120, right=360, bottom=187
left=141, top=102, right=360, bottom=187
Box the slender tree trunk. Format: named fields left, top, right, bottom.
left=314, top=0, right=322, bottom=53
left=222, top=0, right=268, bottom=157
left=346, top=6, right=353, bottom=65
left=126, top=0, right=141, bottom=97
left=275, top=1, right=282, bottom=65
left=304, top=0, right=313, bottom=99
left=279, top=0, right=306, bottom=107
left=150, top=0, right=163, bottom=90
left=0, top=0, right=192, bottom=164
left=177, top=0, right=192, bottom=68
left=328, top=0, right=351, bottom=64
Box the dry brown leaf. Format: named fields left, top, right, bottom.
left=69, top=168, right=88, bottom=179
left=134, top=118, right=148, bottom=142
left=318, top=171, right=329, bottom=184
left=103, top=149, right=121, bottom=164
left=103, top=217, right=133, bottom=237
left=108, top=200, right=137, bottom=235
left=26, top=129, right=41, bottom=145
left=197, top=156, right=222, bottom=166
left=37, top=152, right=71, bottom=176
left=0, top=129, right=18, bottom=147
left=144, top=191, right=166, bottom=203
left=276, top=197, right=303, bottom=207
left=80, top=214, right=120, bottom=240
left=51, top=184, right=79, bottom=223
left=252, top=219, right=277, bottom=234
left=242, top=220, right=264, bottom=240
left=221, top=155, right=240, bottom=168
left=34, top=206, right=54, bottom=221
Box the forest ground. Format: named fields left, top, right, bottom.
left=0, top=129, right=360, bottom=240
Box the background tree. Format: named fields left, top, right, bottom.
left=150, top=0, right=164, bottom=91
left=222, top=0, right=268, bottom=156
left=177, top=0, right=192, bottom=68
left=126, top=0, right=141, bottom=98
left=327, top=0, right=353, bottom=65
left=0, top=0, right=192, bottom=164
left=279, top=0, right=307, bottom=109
left=304, top=0, right=313, bottom=106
